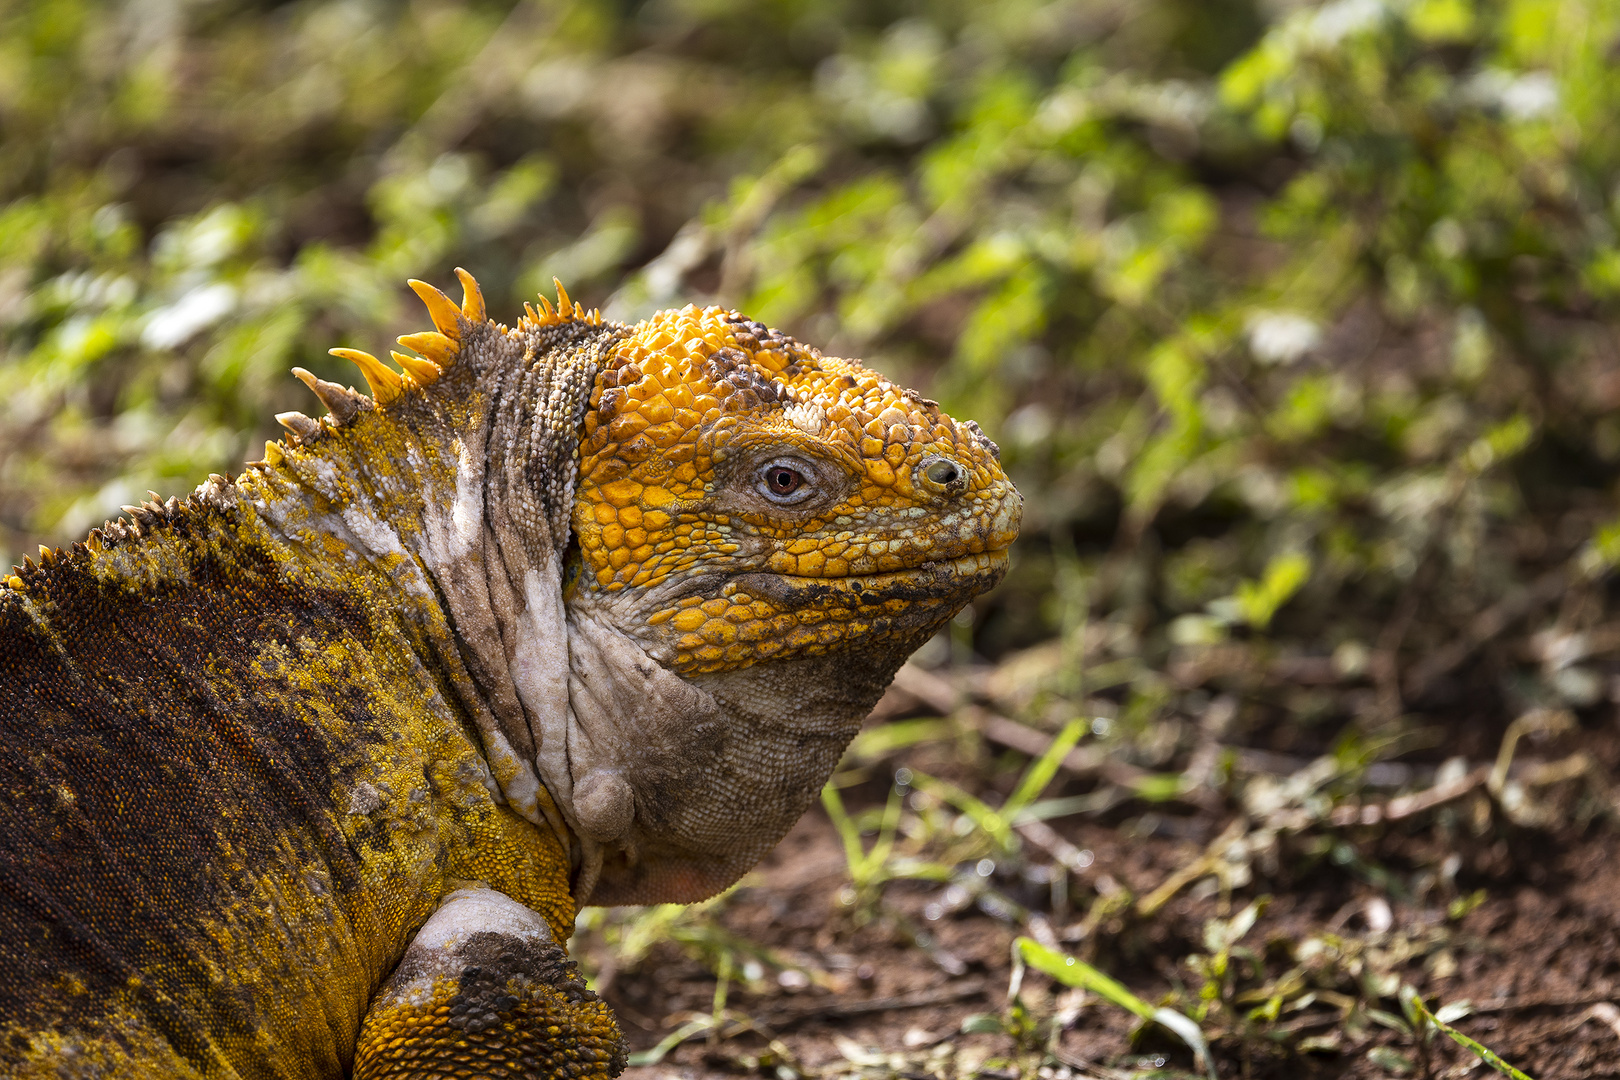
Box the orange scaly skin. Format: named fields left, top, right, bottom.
left=576, top=306, right=1015, bottom=676
left=0, top=271, right=1020, bottom=1078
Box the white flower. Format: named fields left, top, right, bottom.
left=1245, top=310, right=1321, bottom=365
left=1466, top=69, right=1559, bottom=121
left=141, top=283, right=237, bottom=350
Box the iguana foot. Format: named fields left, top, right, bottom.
left=354, top=888, right=626, bottom=1080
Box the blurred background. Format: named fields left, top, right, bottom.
left=7, top=0, right=1620, bottom=737
left=8, top=0, right=1620, bottom=1073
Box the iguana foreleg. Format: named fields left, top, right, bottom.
left=353, top=888, right=626, bottom=1079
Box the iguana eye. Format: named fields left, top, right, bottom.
left=758, top=459, right=813, bottom=504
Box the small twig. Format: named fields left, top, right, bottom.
left=891, top=664, right=1151, bottom=788
left=1469, top=992, right=1620, bottom=1016
left=888, top=661, right=966, bottom=714
left=1489, top=708, right=1575, bottom=796
left=757, top=977, right=987, bottom=1027
left=1135, top=817, right=1251, bottom=917
left=1576, top=1002, right=1620, bottom=1041
left=1328, top=766, right=1490, bottom=827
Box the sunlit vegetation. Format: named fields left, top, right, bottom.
left=7, top=0, right=1620, bottom=1074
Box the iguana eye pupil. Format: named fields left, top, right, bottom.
left=765, top=467, right=803, bottom=496
left=925, top=459, right=960, bottom=485
left=756, top=458, right=816, bottom=505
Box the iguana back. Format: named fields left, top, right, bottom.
left=0, top=475, right=586, bottom=1077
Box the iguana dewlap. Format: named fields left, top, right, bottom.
left=0, top=271, right=1021, bottom=1079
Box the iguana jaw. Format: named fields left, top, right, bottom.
left=548, top=524, right=1013, bottom=905
left=557, top=589, right=961, bottom=906
left=553, top=501, right=1014, bottom=905
left=591, top=549, right=1011, bottom=670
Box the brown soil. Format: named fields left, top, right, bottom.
left=590, top=714, right=1620, bottom=1080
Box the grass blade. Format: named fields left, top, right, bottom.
left=1016, top=937, right=1217, bottom=1079
left=907, top=770, right=1016, bottom=849
left=1003, top=717, right=1088, bottom=818
left=626, top=1016, right=716, bottom=1067
left=820, top=780, right=867, bottom=876
left=1401, top=987, right=1538, bottom=1080
left=844, top=718, right=954, bottom=763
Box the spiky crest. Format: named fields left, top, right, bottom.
left=329, top=348, right=403, bottom=405
left=291, top=368, right=365, bottom=424
left=275, top=412, right=321, bottom=439
left=295, top=271, right=600, bottom=432
left=407, top=278, right=464, bottom=342
left=391, top=350, right=442, bottom=384
left=517, top=277, right=604, bottom=333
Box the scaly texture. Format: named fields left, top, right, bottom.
left=0, top=271, right=1020, bottom=1078
left=576, top=305, right=1013, bottom=676
left=351, top=889, right=624, bottom=1080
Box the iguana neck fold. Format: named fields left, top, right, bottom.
left=241, top=311, right=627, bottom=885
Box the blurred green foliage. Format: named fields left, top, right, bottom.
left=7, top=0, right=1620, bottom=740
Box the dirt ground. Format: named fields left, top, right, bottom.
left=585, top=684, right=1620, bottom=1080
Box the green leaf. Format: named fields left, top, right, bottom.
left=1002, top=717, right=1087, bottom=818
left=1231, top=551, right=1312, bottom=629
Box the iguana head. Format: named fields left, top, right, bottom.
left=265, top=271, right=1020, bottom=904
left=571, top=304, right=1015, bottom=675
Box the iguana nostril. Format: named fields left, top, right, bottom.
left=923, top=457, right=962, bottom=488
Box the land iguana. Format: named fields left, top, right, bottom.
left=0, top=270, right=1021, bottom=1078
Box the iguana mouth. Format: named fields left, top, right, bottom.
left=653, top=550, right=1008, bottom=609
left=635, top=549, right=1006, bottom=607
left=725, top=550, right=1008, bottom=607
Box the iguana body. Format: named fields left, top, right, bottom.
left=0, top=272, right=1020, bottom=1078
